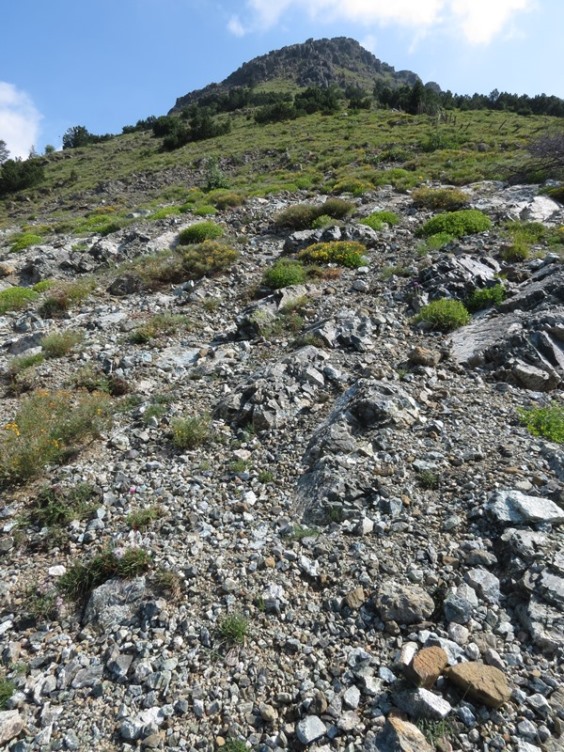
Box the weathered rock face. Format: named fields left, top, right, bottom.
left=375, top=582, right=435, bottom=625
left=368, top=716, right=434, bottom=752
left=418, top=254, right=500, bottom=302
left=449, top=260, right=564, bottom=390
left=283, top=222, right=379, bottom=253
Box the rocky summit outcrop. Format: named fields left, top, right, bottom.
left=1, top=180, right=564, bottom=751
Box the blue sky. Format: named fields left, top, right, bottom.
left=1, top=0, right=562, bottom=158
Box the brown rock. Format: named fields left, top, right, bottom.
left=0, top=711, right=24, bottom=746
left=372, top=716, right=433, bottom=752
left=445, top=662, right=511, bottom=708
left=406, top=646, right=448, bottom=688
left=344, top=586, right=366, bottom=610
left=408, top=346, right=441, bottom=367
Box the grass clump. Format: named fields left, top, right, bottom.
left=466, top=283, right=506, bottom=312
left=41, top=329, right=84, bottom=358
left=126, top=506, right=161, bottom=531
left=128, top=313, right=190, bottom=344
left=58, top=547, right=151, bottom=604
left=500, top=221, right=552, bottom=262
left=0, top=286, right=39, bottom=314
left=361, top=210, right=399, bottom=231
left=263, top=259, right=307, bottom=289
left=181, top=239, right=238, bottom=279
left=411, top=187, right=469, bottom=211
left=298, top=240, right=366, bottom=268
left=177, top=221, right=223, bottom=244
left=218, top=613, right=249, bottom=644
left=519, top=403, right=564, bottom=443
left=418, top=209, right=492, bottom=238
left=39, top=279, right=95, bottom=318
left=11, top=232, right=43, bottom=252
left=0, top=390, right=112, bottom=487
left=223, top=740, right=247, bottom=752
left=417, top=469, right=440, bottom=490
left=26, top=483, right=97, bottom=532
left=415, top=298, right=471, bottom=332
left=0, top=676, right=15, bottom=709
left=274, top=198, right=353, bottom=230
left=7, top=352, right=45, bottom=377
left=171, top=414, right=212, bottom=449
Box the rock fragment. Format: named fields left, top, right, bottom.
left=445, top=662, right=512, bottom=708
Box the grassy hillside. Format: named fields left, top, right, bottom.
left=0, top=106, right=558, bottom=236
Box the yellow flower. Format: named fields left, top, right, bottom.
left=4, top=422, right=20, bottom=437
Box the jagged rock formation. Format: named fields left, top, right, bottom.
left=170, top=37, right=421, bottom=112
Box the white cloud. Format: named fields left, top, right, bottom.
left=0, top=82, right=42, bottom=160
left=231, top=0, right=534, bottom=44
left=228, top=15, right=246, bottom=37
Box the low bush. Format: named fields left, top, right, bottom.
left=58, top=548, right=151, bottom=604
left=39, top=279, right=95, bottom=318
left=0, top=286, right=39, bottom=314
left=466, top=284, right=505, bottom=312
left=181, top=240, right=238, bottom=279
left=274, top=198, right=354, bottom=230
left=26, top=483, right=97, bottom=531
left=415, top=298, right=471, bottom=331
left=418, top=209, right=492, bottom=238
left=297, top=240, right=366, bottom=268
left=361, top=210, right=399, bottom=230
left=126, top=506, right=161, bottom=531
left=171, top=414, right=212, bottom=449
left=411, top=187, right=469, bottom=211
left=519, top=403, right=564, bottom=443
left=128, top=313, right=190, bottom=344
left=0, top=390, right=112, bottom=487
left=177, top=221, right=223, bottom=244
left=263, top=259, right=307, bottom=289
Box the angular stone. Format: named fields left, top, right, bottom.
left=83, top=577, right=147, bottom=630
left=519, top=595, right=564, bottom=654
left=296, top=715, right=327, bottom=745
left=465, top=568, right=501, bottom=605
left=369, top=715, right=433, bottom=752
left=0, top=710, right=24, bottom=745
left=376, top=582, right=434, bottom=625
left=408, top=347, right=441, bottom=367
left=395, top=688, right=452, bottom=720
left=485, top=489, right=564, bottom=526
left=445, top=662, right=511, bottom=708
left=406, top=647, right=448, bottom=688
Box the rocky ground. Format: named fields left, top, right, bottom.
left=1, top=181, right=564, bottom=751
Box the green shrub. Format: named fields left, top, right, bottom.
left=27, top=483, right=97, bottom=531
left=40, top=330, right=84, bottom=358
left=274, top=204, right=318, bottom=230
left=519, top=404, right=564, bottom=443
left=415, top=298, right=471, bottom=331
left=39, top=279, right=95, bottom=318
left=182, top=240, right=238, bottom=279
left=466, top=284, right=505, bottom=312
left=418, top=209, right=492, bottom=238
left=128, top=313, right=190, bottom=344
left=127, top=506, right=161, bottom=531
left=11, top=232, right=43, bottom=252
left=148, top=206, right=181, bottom=220
left=193, top=204, right=217, bottom=216
left=58, top=548, right=151, bottom=604
left=171, top=414, right=212, bottom=449
left=500, top=239, right=530, bottom=262
left=0, top=286, right=39, bottom=314
left=420, top=232, right=455, bottom=251
left=7, top=353, right=44, bottom=378
left=311, top=214, right=334, bottom=229
left=218, top=613, right=249, bottom=644
left=361, top=210, right=400, bottom=231
left=263, top=259, right=307, bottom=289
left=207, top=189, right=246, bottom=209
left=0, top=390, right=112, bottom=487
left=298, top=240, right=366, bottom=268
left=411, top=187, right=469, bottom=211
left=177, top=221, right=223, bottom=244
left=32, top=279, right=55, bottom=293
left=331, top=177, right=372, bottom=196
left=321, top=198, right=355, bottom=219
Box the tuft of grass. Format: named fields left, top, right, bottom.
left=263, top=259, right=307, bottom=289
left=0, top=390, right=112, bottom=488
left=415, top=298, right=471, bottom=332
left=0, top=676, right=15, bottom=709
left=126, top=506, right=161, bottom=531
left=290, top=524, right=320, bottom=541
left=223, top=740, right=248, bottom=752
left=27, top=482, right=98, bottom=530
left=519, top=403, right=564, bottom=443
left=58, top=548, right=152, bottom=604
left=177, top=221, right=223, bottom=244
left=39, top=279, right=95, bottom=318
left=7, top=352, right=45, bottom=378
left=41, top=329, right=84, bottom=358
left=417, top=469, right=440, bottom=490
left=274, top=198, right=353, bottom=230
left=466, top=283, right=505, bottom=312
left=171, top=414, right=212, bottom=449
left=361, top=210, right=399, bottom=230
left=417, top=209, right=492, bottom=238
left=0, top=286, right=39, bottom=314
left=298, top=240, right=367, bottom=268
left=152, top=569, right=183, bottom=600
left=258, top=470, right=274, bottom=483
left=128, top=313, right=191, bottom=344
left=218, top=613, right=249, bottom=644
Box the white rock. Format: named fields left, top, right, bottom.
left=296, top=715, right=327, bottom=745
left=486, top=489, right=564, bottom=526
